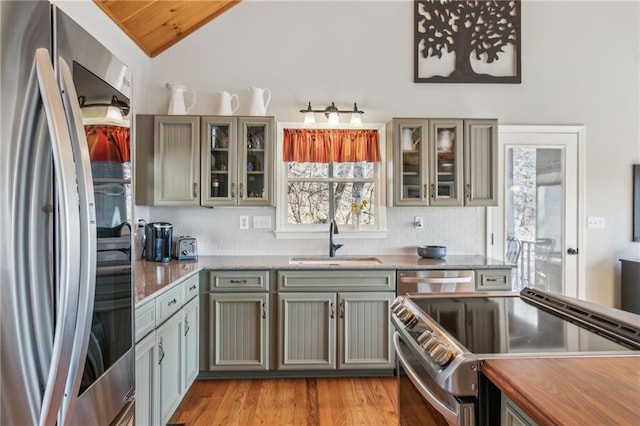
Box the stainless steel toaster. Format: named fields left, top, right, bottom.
left=173, top=236, right=198, bottom=260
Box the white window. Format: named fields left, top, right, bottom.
left=275, top=123, right=387, bottom=238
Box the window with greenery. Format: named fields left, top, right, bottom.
left=276, top=124, right=387, bottom=235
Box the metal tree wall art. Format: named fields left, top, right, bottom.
left=415, top=0, right=521, bottom=83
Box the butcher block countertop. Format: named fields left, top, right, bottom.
left=481, top=356, right=640, bottom=425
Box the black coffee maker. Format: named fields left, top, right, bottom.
left=143, top=222, right=173, bottom=262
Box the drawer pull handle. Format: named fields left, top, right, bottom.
left=330, top=302, right=335, bottom=319
left=167, top=298, right=177, bottom=306
left=262, top=302, right=267, bottom=319
left=184, top=319, right=190, bottom=336
left=230, top=279, right=247, bottom=284
left=188, top=285, right=196, bottom=291
left=485, top=277, right=504, bottom=283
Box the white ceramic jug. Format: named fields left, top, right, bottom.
left=218, top=91, right=240, bottom=115
left=248, top=86, right=271, bottom=116
left=166, top=82, right=196, bottom=115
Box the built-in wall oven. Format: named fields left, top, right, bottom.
left=391, top=288, right=640, bottom=425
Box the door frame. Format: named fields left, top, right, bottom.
left=486, top=125, right=586, bottom=299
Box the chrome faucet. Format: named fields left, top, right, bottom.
left=329, top=219, right=343, bottom=257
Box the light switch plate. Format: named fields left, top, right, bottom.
left=414, top=216, right=424, bottom=229
left=587, top=216, right=605, bottom=229
left=253, top=216, right=271, bottom=229
left=239, top=215, right=249, bottom=230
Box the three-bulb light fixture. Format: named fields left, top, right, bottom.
left=300, top=102, right=364, bottom=126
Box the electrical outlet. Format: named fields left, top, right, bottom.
left=239, top=215, right=249, bottom=230
left=414, top=216, right=424, bottom=229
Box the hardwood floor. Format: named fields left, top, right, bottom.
left=169, top=377, right=398, bottom=425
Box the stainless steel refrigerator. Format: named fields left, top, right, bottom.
left=1, top=2, right=135, bottom=424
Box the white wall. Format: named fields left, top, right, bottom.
left=62, top=1, right=640, bottom=307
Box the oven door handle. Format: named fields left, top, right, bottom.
left=393, top=332, right=458, bottom=426
left=399, top=276, right=473, bottom=284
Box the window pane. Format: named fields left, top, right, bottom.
left=287, top=162, right=328, bottom=179
left=333, top=182, right=376, bottom=225
left=287, top=181, right=329, bottom=224
left=333, top=162, right=374, bottom=179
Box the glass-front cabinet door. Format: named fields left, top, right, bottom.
left=201, top=117, right=237, bottom=205
left=201, top=116, right=273, bottom=207
left=392, top=118, right=429, bottom=206
left=429, top=119, right=464, bottom=206
left=239, top=117, right=273, bottom=206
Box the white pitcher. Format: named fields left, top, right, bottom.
left=166, top=82, right=196, bottom=115
left=218, top=91, right=240, bottom=115
left=248, top=86, right=271, bottom=116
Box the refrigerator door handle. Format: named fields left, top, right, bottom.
left=57, top=57, right=98, bottom=424
left=33, top=48, right=83, bottom=426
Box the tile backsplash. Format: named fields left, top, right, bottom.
left=140, top=206, right=487, bottom=257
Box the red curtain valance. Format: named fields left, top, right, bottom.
left=85, top=125, right=130, bottom=163
left=283, top=128, right=380, bottom=163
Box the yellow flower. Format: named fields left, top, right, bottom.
left=351, top=199, right=367, bottom=215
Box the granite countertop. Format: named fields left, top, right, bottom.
left=134, top=254, right=514, bottom=306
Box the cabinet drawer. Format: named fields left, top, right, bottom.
left=156, top=283, right=185, bottom=325
left=208, top=270, right=269, bottom=291
left=278, top=270, right=395, bottom=291
left=184, top=273, right=200, bottom=301
left=135, top=299, right=156, bottom=343
left=475, top=269, right=512, bottom=291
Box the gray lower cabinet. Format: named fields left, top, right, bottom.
left=277, top=270, right=395, bottom=371
left=134, top=331, right=157, bottom=426
left=501, top=394, right=537, bottom=426
left=208, top=293, right=269, bottom=370
left=205, top=270, right=270, bottom=371
left=134, top=273, right=200, bottom=425
left=157, top=310, right=184, bottom=425
left=278, top=292, right=337, bottom=369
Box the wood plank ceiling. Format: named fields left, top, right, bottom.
left=94, top=0, right=241, bottom=57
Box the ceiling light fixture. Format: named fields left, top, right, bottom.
left=300, top=102, right=364, bottom=126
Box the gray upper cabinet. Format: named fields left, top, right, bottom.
left=464, top=119, right=498, bottom=206
left=136, top=115, right=274, bottom=207
left=136, top=115, right=200, bottom=206
left=201, top=116, right=274, bottom=207
left=389, top=118, right=497, bottom=207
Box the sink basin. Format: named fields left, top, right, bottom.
left=288, top=256, right=382, bottom=266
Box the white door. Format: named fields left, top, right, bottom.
left=488, top=126, right=584, bottom=298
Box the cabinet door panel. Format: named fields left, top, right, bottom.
left=208, top=293, right=269, bottom=370
left=201, top=117, right=237, bottom=206
left=135, top=332, right=157, bottom=426
left=154, top=116, right=200, bottom=205
left=338, top=292, right=395, bottom=369
left=430, top=119, right=464, bottom=206
left=464, top=119, right=498, bottom=206
left=183, top=297, right=200, bottom=388
left=239, top=117, right=274, bottom=206
left=278, top=293, right=336, bottom=370
left=157, top=312, right=184, bottom=425
left=391, top=119, right=429, bottom=206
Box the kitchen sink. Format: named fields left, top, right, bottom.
left=288, top=256, right=382, bottom=266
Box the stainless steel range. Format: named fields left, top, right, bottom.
left=391, top=288, right=640, bottom=425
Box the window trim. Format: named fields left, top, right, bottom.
left=275, top=122, right=388, bottom=239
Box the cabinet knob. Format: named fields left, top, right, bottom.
left=465, top=183, right=471, bottom=199
left=231, top=183, right=236, bottom=198
left=193, top=182, right=198, bottom=198
left=239, top=183, right=244, bottom=198
left=430, top=184, right=436, bottom=199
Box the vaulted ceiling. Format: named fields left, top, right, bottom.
left=94, top=0, right=241, bottom=57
